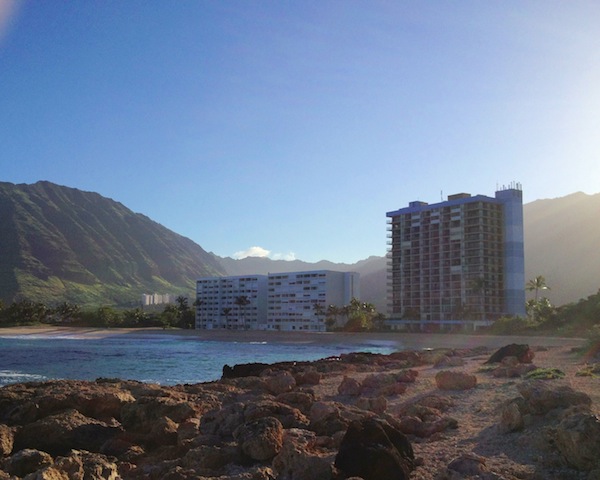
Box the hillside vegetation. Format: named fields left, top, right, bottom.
left=0, top=181, right=224, bottom=306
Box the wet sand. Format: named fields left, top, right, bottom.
left=0, top=325, right=586, bottom=350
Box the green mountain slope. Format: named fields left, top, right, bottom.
left=0, top=181, right=225, bottom=306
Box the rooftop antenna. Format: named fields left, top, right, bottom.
left=440, top=190, right=443, bottom=201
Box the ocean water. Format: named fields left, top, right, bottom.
left=0, top=333, right=399, bottom=387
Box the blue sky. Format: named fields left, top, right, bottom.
left=1, top=1, right=599, bottom=263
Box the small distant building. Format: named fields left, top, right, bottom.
left=141, top=293, right=176, bottom=306
left=195, top=270, right=359, bottom=331
left=385, top=184, right=525, bottom=331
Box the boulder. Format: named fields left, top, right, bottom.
left=337, top=376, right=361, bottom=396
left=5, top=449, right=53, bottom=478
left=181, top=443, right=241, bottom=471
left=499, top=397, right=527, bottom=433
left=264, top=371, right=296, bottom=395
left=244, top=400, right=310, bottom=430
left=147, top=416, right=179, bottom=447
left=447, top=452, right=489, bottom=476
left=52, top=450, right=120, bottom=480
left=201, top=402, right=245, bottom=437
left=517, top=382, right=591, bottom=415
left=294, top=368, right=321, bottom=386
left=13, top=409, right=122, bottom=456
left=0, top=424, right=14, bottom=456
left=334, top=418, right=414, bottom=480
left=120, top=395, right=196, bottom=432
left=234, top=416, right=284, bottom=461
left=272, top=428, right=334, bottom=480
left=434, top=355, right=465, bottom=368
left=418, top=395, right=454, bottom=412
left=435, top=371, right=477, bottom=391
left=360, top=373, right=408, bottom=396
left=554, top=412, right=600, bottom=471
left=355, top=396, right=387, bottom=415
left=275, top=391, right=315, bottom=414
left=484, top=344, right=534, bottom=364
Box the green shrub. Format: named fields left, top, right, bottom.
left=524, top=368, right=565, bottom=380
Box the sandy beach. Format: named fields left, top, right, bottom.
left=0, top=325, right=587, bottom=351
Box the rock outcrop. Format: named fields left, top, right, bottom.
left=0, top=344, right=597, bottom=479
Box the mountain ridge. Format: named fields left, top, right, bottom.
left=0, top=181, right=225, bottom=306
left=1, top=181, right=598, bottom=310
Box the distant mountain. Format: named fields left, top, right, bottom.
left=216, top=192, right=600, bottom=309
left=0, top=181, right=225, bottom=306
left=2, top=181, right=596, bottom=311
left=523, top=192, right=600, bottom=306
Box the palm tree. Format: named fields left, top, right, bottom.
left=221, top=307, right=232, bottom=329
left=234, top=295, right=251, bottom=330
left=526, top=276, right=550, bottom=303
left=469, top=277, right=487, bottom=321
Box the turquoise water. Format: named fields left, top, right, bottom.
left=0, top=333, right=398, bottom=386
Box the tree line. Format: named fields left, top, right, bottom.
left=0, top=296, right=196, bottom=330
left=314, top=298, right=387, bottom=332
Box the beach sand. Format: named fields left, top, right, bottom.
left=0, top=325, right=586, bottom=350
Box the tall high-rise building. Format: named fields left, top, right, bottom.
left=386, top=184, right=525, bottom=329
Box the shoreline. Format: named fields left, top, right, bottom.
left=0, top=325, right=587, bottom=350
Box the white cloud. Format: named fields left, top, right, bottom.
left=232, top=246, right=271, bottom=259
left=271, top=252, right=297, bottom=261
left=232, top=246, right=296, bottom=261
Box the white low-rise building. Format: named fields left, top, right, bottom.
left=195, top=270, right=359, bottom=331
left=266, top=270, right=359, bottom=332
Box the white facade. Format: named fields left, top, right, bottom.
left=195, top=275, right=268, bottom=330
left=141, top=293, right=176, bottom=306
left=195, top=270, right=359, bottom=331
left=266, top=270, right=359, bottom=332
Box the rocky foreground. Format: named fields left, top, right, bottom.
left=1, top=343, right=599, bottom=480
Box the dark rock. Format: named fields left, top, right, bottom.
left=234, top=416, right=284, bottom=461
left=5, top=449, right=53, bottom=477
left=334, top=417, right=414, bottom=480
left=13, top=409, right=122, bottom=456
left=554, top=412, right=600, bottom=471
left=222, top=362, right=271, bottom=378
left=484, top=344, right=534, bottom=364
left=435, top=371, right=477, bottom=390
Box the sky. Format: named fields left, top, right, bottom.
left=1, top=1, right=599, bottom=264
